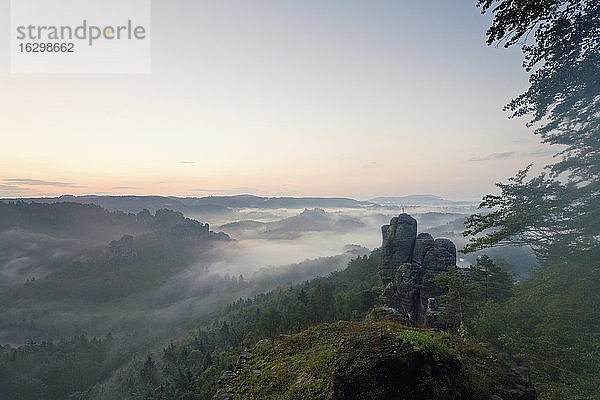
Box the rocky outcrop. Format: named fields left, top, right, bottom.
left=218, top=321, right=536, bottom=400
left=212, top=350, right=253, bottom=400
left=420, top=238, right=456, bottom=314
left=105, top=234, right=136, bottom=260
left=412, top=233, right=434, bottom=265
left=379, top=214, right=456, bottom=324
left=507, top=366, right=537, bottom=400
left=488, top=366, right=536, bottom=400
left=381, top=214, right=417, bottom=266
left=136, top=208, right=213, bottom=238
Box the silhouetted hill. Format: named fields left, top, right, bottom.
left=2, top=195, right=374, bottom=215
left=0, top=201, right=221, bottom=243
left=0, top=202, right=232, bottom=291
left=217, top=208, right=365, bottom=239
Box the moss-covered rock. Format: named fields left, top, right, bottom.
left=223, top=321, right=535, bottom=400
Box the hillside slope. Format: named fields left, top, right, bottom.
left=218, top=321, right=535, bottom=400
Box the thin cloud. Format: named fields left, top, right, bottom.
left=3, top=178, right=86, bottom=188
left=112, top=186, right=137, bottom=190
left=469, top=152, right=515, bottom=162
left=0, top=184, right=30, bottom=191
left=179, top=161, right=196, bottom=165
left=528, top=149, right=556, bottom=157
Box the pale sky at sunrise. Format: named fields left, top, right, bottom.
left=0, top=1, right=556, bottom=200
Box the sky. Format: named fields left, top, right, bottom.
left=0, top=0, right=557, bottom=200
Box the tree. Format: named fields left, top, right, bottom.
left=464, top=5, right=600, bottom=397
left=256, top=307, right=282, bottom=338
left=435, top=257, right=513, bottom=334
left=140, top=355, right=158, bottom=386
left=435, top=267, right=478, bottom=332
left=465, top=1, right=600, bottom=262
left=477, top=0, right=599, bottom=179
left=473, top=261, right=600, bottom=399
left=470, top=255, right=513, bottom=303
left=309, top=282, right=335, bottom=322
left=297, top=287, right=308, bottom=304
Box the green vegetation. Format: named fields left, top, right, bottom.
left=2, top=207, right=596, bottom=400
left=473, top=260, right=600, bottom=399
left=81, top=251, right=382, bottom=400
left=466, top=0, right=599, bottom=262
left=0, top=248, right=380, bottom=400
left=434, top=255, right=513, bottom=332
left=224, top=321, right=530, bottom=400
left=431, top=253, right=600, bottom=399
left=0, top=334, right=125, bottom=400
left=457, top=2, right=600, bottom=397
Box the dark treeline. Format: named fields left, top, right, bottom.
left=0, top=334, right=121, bottom=400
left=0, top=201, right=217, bottom=244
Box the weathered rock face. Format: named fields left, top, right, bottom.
left=419, top=239, right=456, bottom=313
left=381, top=215, right=417, bottom=266
left=380, top=215, right=417, bottom=304
left=394, top=263, right=423, bottom=320
left=412, top=233, right=434, bottom=265
left=423, top=239, right=456, bottom=271
left=379, top=214, right=456, bottom=324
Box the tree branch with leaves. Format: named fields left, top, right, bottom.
left=465, top=0, right=600, bottom=262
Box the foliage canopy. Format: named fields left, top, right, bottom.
left=465, top=0, right=600, bottom=261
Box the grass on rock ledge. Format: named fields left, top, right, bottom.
left=225, top=320, right=527, bottom=400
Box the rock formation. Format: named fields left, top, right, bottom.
left=212, top=350, right=253, bottom=400
left=105, top=234, right=136, bottom=260
left=379, top=214, right=456, bottom=324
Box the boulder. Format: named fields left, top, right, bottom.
left=366, top=306, right=402, bottom=321
left=212, top=350, right=255, bottom=399
left=217, top=371, right=236, bottom=388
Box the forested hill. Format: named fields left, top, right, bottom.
left=2, top=195, right=374, bottom=215
left=0, top=249, right=384, bottom=400
left=0, top=200, right=221, bottom=243
left=0, top=201, right=233, bottom=346
left=1, top=201, right=597, bottom=399
left=2, top=220, right=597, bottom=399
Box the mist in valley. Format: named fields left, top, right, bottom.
left=0, top=198, right=495, bottom=344
left=0, top=196, right=541, bottom=400
left=1, top=0, right=597, bottom=398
